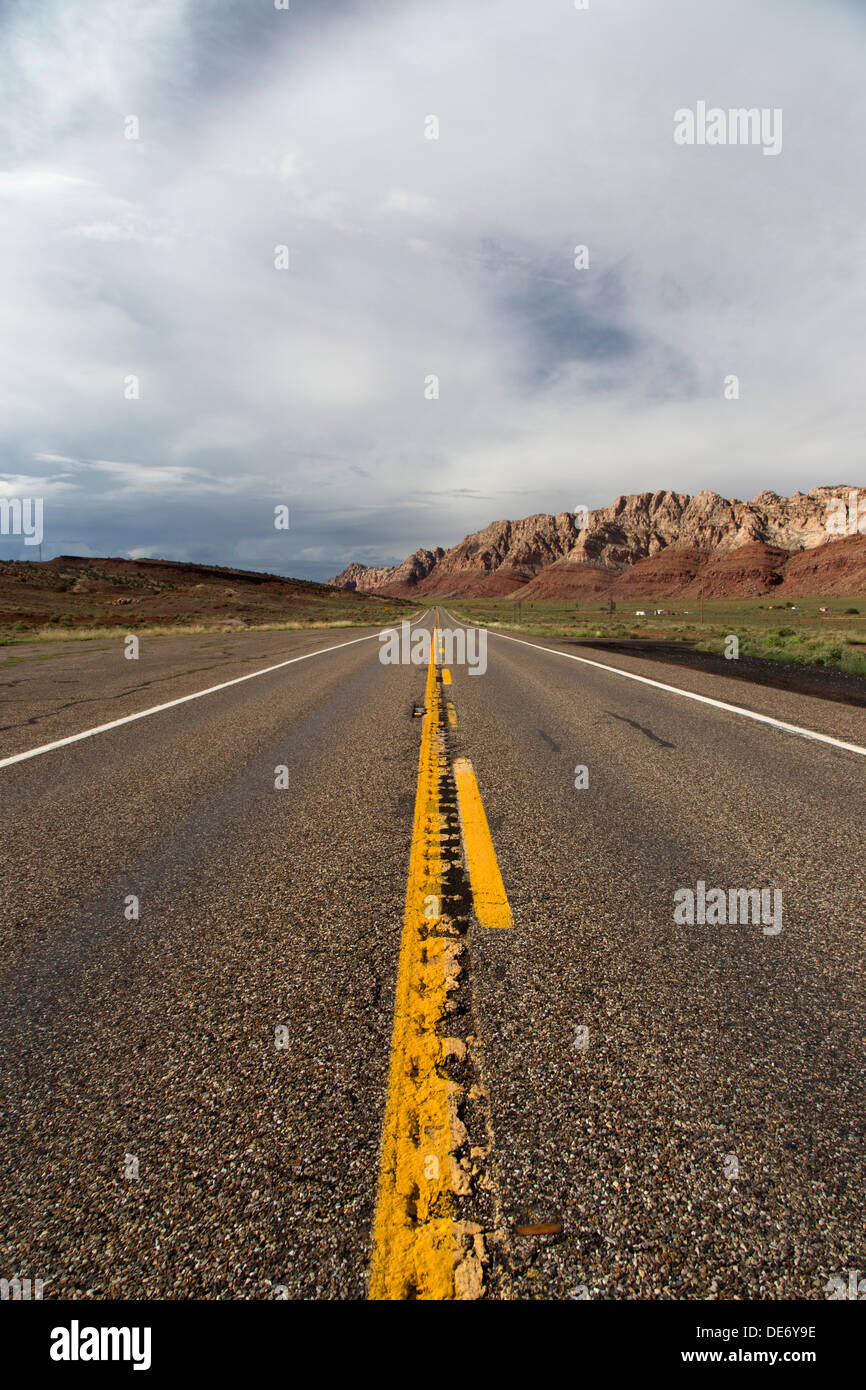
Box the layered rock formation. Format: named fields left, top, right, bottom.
left=334, top=548, right=444, bottom=593
left=329, top=487, right=866, bottom=599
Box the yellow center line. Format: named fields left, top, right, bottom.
left=453, top=757, right=513, bottom=930
left=370, top=628, right=460, bottom=1300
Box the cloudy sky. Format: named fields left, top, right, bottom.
left=2, top=0, right=865, bottom=579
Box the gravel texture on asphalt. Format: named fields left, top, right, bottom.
left=445, top=617, right=866, bottom=1299
left=0, top=626, right=427, bottom=1298
left=1, top=615, right=863, bottom=1299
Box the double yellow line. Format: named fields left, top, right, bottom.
left=369, top=629, right=458, bottom=1298
left=369, top=618, right=510, bottom=1299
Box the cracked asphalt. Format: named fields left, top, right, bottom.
left=1, top=617, right=864, bottom=1299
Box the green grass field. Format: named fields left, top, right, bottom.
left=445, top=596, right=866, bottom=677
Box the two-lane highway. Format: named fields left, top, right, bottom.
left=1, top=613, right=864, bottom=1298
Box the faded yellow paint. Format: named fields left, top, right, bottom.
left=369, top=629, right=460, bottom=1300
left=446, top=701, right=458, bottom=727
left=453, top=757, right=513, bottom=930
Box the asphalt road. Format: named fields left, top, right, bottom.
left=1, top=614, right=864, bottom=1299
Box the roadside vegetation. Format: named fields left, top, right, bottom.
left=445, top=596, right=866, bottom=677
left=0, top=613, right=415, bottom=646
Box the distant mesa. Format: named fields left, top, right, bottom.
left=327, top=487, right=866, bottom=599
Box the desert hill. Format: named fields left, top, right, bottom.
left=0, top=554, right=410, bottom=633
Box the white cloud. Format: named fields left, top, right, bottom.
left=382, top=189, right=442, bottom=219
left=0, top=170, right=92, bottom=195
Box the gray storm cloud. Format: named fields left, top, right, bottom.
left=1, top=0, right=864, bottom=577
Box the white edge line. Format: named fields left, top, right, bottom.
left=439, top=608, right=866, bottom=759
left=0, top=610, right=432, bottom=771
